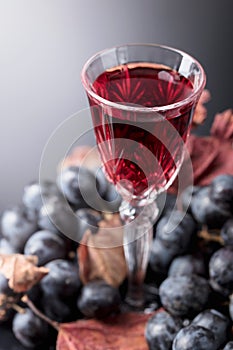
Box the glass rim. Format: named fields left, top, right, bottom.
left=81, top=43, right=206, bottom=113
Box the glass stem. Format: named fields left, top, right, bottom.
left=119, top=200, right=158, bottom=308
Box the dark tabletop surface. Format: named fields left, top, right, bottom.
left=0, top=325, right=26, bottom=350
left=0, top=324, right=56, bottom=350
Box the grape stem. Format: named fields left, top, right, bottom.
left=22, top=295, right=60, bottom=331
left=12, top=303, right=26, bottom=314
left=198, top=226, right=223, bottom=245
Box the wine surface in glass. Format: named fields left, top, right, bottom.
left=90, top=63, right=195, bottom=201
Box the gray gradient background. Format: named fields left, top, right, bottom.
left=0, top=0, right=233, bottom=212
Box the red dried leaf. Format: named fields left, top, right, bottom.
left=210, top=108, right=233, bottom=140
left=169, top=135, right=233, bottom=193
left=78, top=215, right=127, bottom=287
left=192, top=89, right=211, bottom=127
left=0, top=254, right=49, bottom=293
left=186, top=134, right=220, bottom=185
left=169, top=108, right=233, bottom=193
left=56, top=312, right=155, bottom=350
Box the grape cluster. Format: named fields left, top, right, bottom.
left=146, top=174, right=233, bottom=350
left=1, top=162, right=233, bottom=349
left=149, top=210, right=196, bottom=275
left=0, top=166, right=122, bottom=348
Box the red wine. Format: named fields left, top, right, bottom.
left=89, top=63, right=195, bottom=201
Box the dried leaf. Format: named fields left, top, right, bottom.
left=78, top=214, right=127, bottom=287
left=0, top=254, right=49, bottom=293
left=0, top=293, right=18, bottom=321
left=170, top=135, right=233, bottom=193
left=57, top=312, right=155, bottom=350
left=192, top=89, right=211, bottom=127
left=0, top=295, right=9, bottom=321
left=186, top=134, right=220, bottom=185
left=169, top=108, right=233, bottom=193
left=210, top=108, right=233, bottom=140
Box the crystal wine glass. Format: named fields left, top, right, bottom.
left=81, top=44, right=206, bottom=308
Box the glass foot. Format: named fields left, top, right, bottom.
left=120, top=200, right=159, bottom=309
left=120, top=283, right=160, bottom=313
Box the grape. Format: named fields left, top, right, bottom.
left=145, top=310, right=182, bottom=350
left=156, top=210, right=196, bottom=254
left=0, top=238, right=18, bottom=254
left=1, top=205, right=37, bottom=252
left=209, top=246, right=233, bottom=296
left=95, top=167, right=108, bottom=197
left=57, top=165, right=100, bottom=208
left=12, top=308, right=48, bottom=348
left=210, top=174, right=233, bottom=211
left=191, top=187, right=232, bottom=229
left=38, top=196, right=79, bottom=241
left=22, top=180, right=61, bottom=212
left=40, top=259, right=81, bottom=322
left=159, top=275, right=209, bottom=317
left=24, top=230, right=67, bottom=266
left=192, top=309, right=230, bottom=348
left=43, top=295, right=77, bottom=322
left=223, top=341, right=233, bottom=350
left=168, top=254, right=206, bottom=277
left=26, top=284, right=42, bottom=309
left=102, top=182, right=122, bottom=213
left=221, top=218, right=233, bottom=245
left=181, top=185, right=200, bottom=214
left=172, top=324, right=217, bottom=350
left=161, top=193, right=177, bottom=215
left=86, top=166, right=122, bottom=213
left=78, top=280, right=121, bottom=318
left=155, top=192, right=177, bottom=219
left=149, top=239, right=177, bottom=275
left=40, top=259, right=81, bottom=297
left=76, top=208, right=103, bottom=236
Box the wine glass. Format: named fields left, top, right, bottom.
left=81, top=44, right=206, bottom=308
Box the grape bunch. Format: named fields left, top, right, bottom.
left=0, top=164, right=122, bottom=348
left=0, top=155, right=233, bottom=349
left=146, top=174, right=233, bottom=350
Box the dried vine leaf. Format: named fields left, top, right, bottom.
left=0, top=254, right=49, bottom=293
left=78, top=214, right=127, bottom=287
left=189, top=134, right=233, bottom=186
left=210, top=108, right=233, bottom=140
left=169, top=108, right=233, bottom=193
left=57, top=312, right=155, bottom=350
left=192, top=89, right=211, bottom=127
left=0, top=292, right=19, bottom=321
